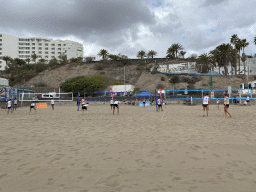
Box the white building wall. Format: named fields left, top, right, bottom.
left=0, top=33, right=84, bottom=70
left=0, top=33, right=19, bottom=70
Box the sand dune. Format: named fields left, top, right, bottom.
left=0, top=103, right=256, bottom=192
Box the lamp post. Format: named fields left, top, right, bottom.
left=124, top=65, right=126, bottom=94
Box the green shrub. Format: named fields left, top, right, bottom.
left=151, top=69, right=158, bottom=74
left=139, top=61, right=146, bottom=66
left=136, top=66, right=142, bottom=70
left=60, top=75, right=107, bottom=96
left=134, top=88, right=140, bottom=91
left=95, top=63, right=104, bottom=70
left=187, top=79, right=195, bottom=84
left=169, top=75, right=179, bottom=84
left=112, top=81, right=124, bottom=85
left=161, top=77, right=165, bottom=81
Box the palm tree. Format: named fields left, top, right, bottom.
left=211, top=44, right=234, bottom=76
left=241, top=39, right=249, bottom=75
left=25, top=58, right=30, bottom=65
left=168, top=43, right=183, bottom=58
left=39, top=58, right=46, bottom=64
left=2, top=56, right=12, bottom=65
left=166, top=47, right=175, bottom=58
left=196, top=53, right=211, bottom=73
left=97, top=49, right=109, bottom=60
left=230, top=34, right=239, bottom=75
left=241, top=39, right=249, bottom=53
left=147, top=50, right=157, bottom=58
left=235, top=39, right=243, bottom=73
left=31, top=54, right=38, bottom=64
left=179, top=51, right=186, bottom=58
left=137, top=50, right=146, bottom=59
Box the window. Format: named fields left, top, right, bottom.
left=51, top=56, right=55, bottom=58
left=0, top=61, right=2, bottom=63
left=51, top=48, right=55, bottom=50
left=51, top=44, right=55, bottom=46
left=45, top=56, right=48, bottom=58
left=0, top=34, right=2, bottom=37
left=58, top=48, right=61, bottom=50
left=32, top=51, right=35, bottom=54
left=39, top=51, right=42, bottom=54
left=32, top=47, right=35, bottom=50
left=0, top=65, right=2, bottom=68
left=32, top=43, right=35, bottom=46
left=39, top=43, right=42, bottom=46
left=38, top=47, right=42, bottom=50
left=0, top=43, right=2, bottom=46
left=45, top=52, right=48, bottom=54
left=58, top=52, right=61, bottom=54
left=0, top=39, right=2, bottom=41
left=45, top=43, right=48, bottom=46
left=58, top=44, right=61, bottom=46
left=0, top=52, right=2, bottom=55
left=51, top=52, right=55, bottom=54
left=45, top=48, right=48, bottom=50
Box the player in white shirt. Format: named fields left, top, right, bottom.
left=157, top=97, right=163, bottom=111
left=224, top=93, right=232, bottom=117
left=113, top=100, right=119, bottom=115
left=7, top=99, right=13, bottom=114
left=51, top=99, right=55, bottom=110
left=110, top=98, right=114, bottom=109
left=202, top=93, right=210, bottom=117
left=82, top=102, right=89, bottom=114
left=29, top=102, right=36, bottom=113
left=216, top=97, right=220, bottom=111
left=246, top=95, right=250, bottom=106
left=14, top=98, right=18, bottom=111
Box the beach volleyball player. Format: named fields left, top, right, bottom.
left=82, top=102, right=89, bottom=114
left=224, top=93, right=232, bottom=118
left=7, top=99, right=13, bottom=114
left=110, top=98, right=114, bottom=109
left=202, top=93, right=210, bottom=117
left=29, top=102, right=36, bottom=113
left=113, top=100, right=119, bottom=115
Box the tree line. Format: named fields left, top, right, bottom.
left=196, top=34, right=256, bottom=76
left=97, top=43, right=187, bottom=61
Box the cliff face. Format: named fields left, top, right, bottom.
left=18, top=62, right=250, bottom=93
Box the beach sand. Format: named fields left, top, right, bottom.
left=0, top=103, right=256, bottom=192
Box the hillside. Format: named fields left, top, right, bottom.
left=16, top=61, right=252, bottom=93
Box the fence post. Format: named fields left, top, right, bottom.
left=155, top=89, right=158, bottom=111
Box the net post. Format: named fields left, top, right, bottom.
left=155, top=89, right=158, bottom=111
left=77, top=91, right=80, bottom=111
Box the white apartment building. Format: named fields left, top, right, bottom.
left=0, top=33, right=83, bottom=70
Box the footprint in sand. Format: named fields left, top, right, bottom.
left=23, top=167, right=38, bottom=175
left=0, top=174, right=8, bottom=180
left=212, top=153, right=221, bottom=158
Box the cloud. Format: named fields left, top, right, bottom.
left=0, top=0, right=256, bottom=58
left=202, top=0, right=227, bottom=6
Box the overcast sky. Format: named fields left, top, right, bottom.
left=0, top=0, right=256, bottom=59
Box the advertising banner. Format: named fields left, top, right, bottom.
left=5, top=87, right=10, bottom=101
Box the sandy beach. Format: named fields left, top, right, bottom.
left=0, top=103, right=256, bottom=192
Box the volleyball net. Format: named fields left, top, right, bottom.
left=164, top=88, right=253, bottom=102
left=84, top=91, right=155, bottom=101
left=19, top=92, right=73, bottom=102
